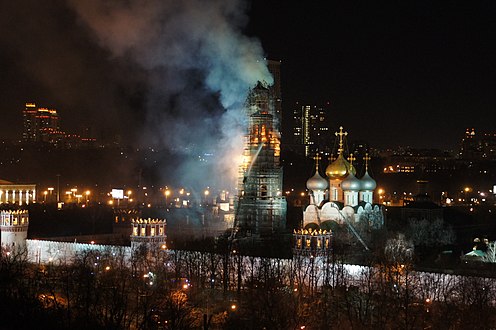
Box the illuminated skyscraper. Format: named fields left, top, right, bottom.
left=235, top=82, right=287, bottom=237
left=22, top=102, right=96, bottom=148
left=22, top=103, right=60, bottom=143
left=292, top=103, right=332, bottom=157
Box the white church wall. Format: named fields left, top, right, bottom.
left=320, top=203, right=343, bottom=223
left=341, top=206, right=356, bottom=222
left=303, top=205, right=319, bottom=225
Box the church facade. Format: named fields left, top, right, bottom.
left=295, top=127, right=384, bottom=255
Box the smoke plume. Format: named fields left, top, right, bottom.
left=67, top=0, right=273, bottom=193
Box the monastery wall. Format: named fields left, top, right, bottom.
left=26, top=239, right=131, bottom=264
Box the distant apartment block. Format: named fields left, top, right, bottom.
left=459, top=128, right=496, bottom=160
left=22, top=103, right=96, bottom=148
left=292, top=103, right=332, bottom=157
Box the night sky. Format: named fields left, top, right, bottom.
left=247, top=2, right=496, bottom=149
left=1, top=1, right=496, bottom=150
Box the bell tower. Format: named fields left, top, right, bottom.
left=235, top=82, right=287, bottom=237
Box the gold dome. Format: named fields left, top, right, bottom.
left=326, top=154, right=350, bottom=179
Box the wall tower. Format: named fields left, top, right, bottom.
left=0, top=210, right=29, bottom=254
left=130, top=218, right=167, bottom=252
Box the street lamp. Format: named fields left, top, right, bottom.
left=75, top=194, right=83, bottom=204
left=43, top=191, right=48, bottom=203
left=126, top=190, right=132, bottom=205
left=47, top=187, right=54, bottom=203
left=85, top=190, right=91, bottom=203
left=165, top=189, right=170, bottom=207
left=56, top=174, right=60, bottom=203
left=204, top=189, right=209, bottom=205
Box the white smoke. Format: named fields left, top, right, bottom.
left=67, top=0, right=273, bottom=192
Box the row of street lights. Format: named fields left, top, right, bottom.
left=41, top=187, right=91, bottom=204
left=39, top=185, right=219, bottom=206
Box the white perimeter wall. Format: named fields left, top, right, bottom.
left=26, top=239, right=131, bottom=264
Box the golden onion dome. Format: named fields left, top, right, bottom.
left=325, top=154, right=350, bottom=179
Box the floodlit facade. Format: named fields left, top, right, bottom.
left=302, top=127, right=384, bottom=230
left=0, top=210, right=29, bottom=252
left=130, top=218, right=167, bottom=251
left=0, top=210, right=167, bottom=264
left=0, top=179, right=36, bottom=205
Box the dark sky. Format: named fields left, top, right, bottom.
left=1, top=1, right=495, bottom=150
left=247, top=1, right=496, bottom=149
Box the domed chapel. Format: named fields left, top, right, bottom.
left=302, top=126, right=384, bottom=230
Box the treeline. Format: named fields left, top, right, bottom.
left=1, top=245, right=496, bottom=329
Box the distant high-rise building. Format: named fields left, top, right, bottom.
left=459, top=128, right=496, bottom=160
left=459, top=128, right=478, bottom=160
left=22, top=102, right=96, bottom=148
left=235, top=82, right=287, bottom=237
left=292, top=103, right=332, bottom=157
left=22, top=103, right=60, bottom=143
left=22, top=103, right=37, bottom=142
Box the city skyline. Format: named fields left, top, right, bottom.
left=1, top=1, right=495, bottom=151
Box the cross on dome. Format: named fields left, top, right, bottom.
left=314, top=152, right=321, bottom=170
left=335, top=126, right=348, bottom=154
left=363, top=153, right=371, bottom=171
left=347, top=153, right=356, bottom=166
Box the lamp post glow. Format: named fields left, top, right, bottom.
left=126, top=190, right=132, bottom=205
left=204, top=189, right=209, bottom=204
left=165, top=189, right=170, bottom=207
left=56, top=174, right=60, bottom=203
left=47, top=187, right=54, bottom=203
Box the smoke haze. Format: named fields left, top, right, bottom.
left=67, top=0, right=273, bottom=192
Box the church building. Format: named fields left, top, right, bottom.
left=301, top=127, right=384, bottom=242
